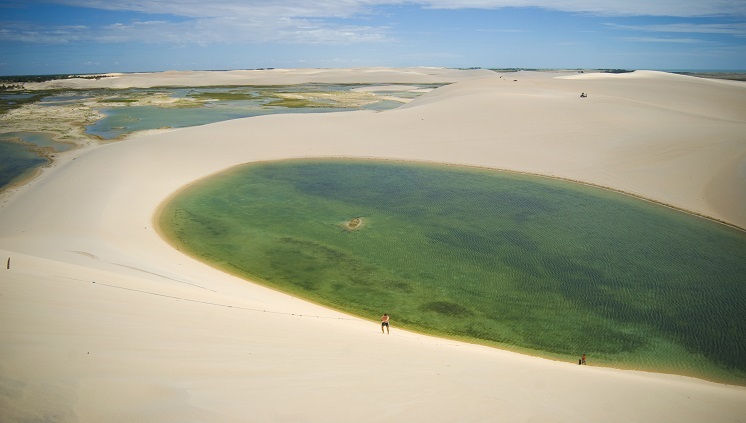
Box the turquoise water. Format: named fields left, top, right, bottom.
left=159, top=159, right=746, bottom=384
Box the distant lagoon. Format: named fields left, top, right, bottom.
left=0, top=84, right=431, bottom=190
left=85, top=85, right=413, bottom=139
left=86, top=104, right=348, bottom=139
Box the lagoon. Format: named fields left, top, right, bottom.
left=0, top=132, right=73, bottom=188
left=86, top=103, right=346, bottom=139
left=0, top=132, right=73, bottom=152
left=159, top=159, right=746, bottom=385
left=0, top=141, right=48, bottom=188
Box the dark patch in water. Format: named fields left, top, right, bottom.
left=422, top=301, right=473, bottom=317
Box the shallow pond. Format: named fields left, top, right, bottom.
left=0, top=132, right=73, bottom=152
left=0, top=133, right=73, bottom=189
left=0, top=141, right=48, bottom=188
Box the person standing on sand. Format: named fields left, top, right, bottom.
left=381, top=314, right=390, bottom=334
left=582, top=354, right=587, bottom=365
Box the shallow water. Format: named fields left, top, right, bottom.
left=85, top=85, right=413, bottom=139
left=159, top=159, right=746, bottom=384
left=86, top=103, right=343, bottom=139
left=0, top=141, right=47, bottom=188
left=0, top=92, right=37, bottom=102
left=86, top=104, right=262, bottom=139
left=0, top=132, right=73, bottom=152
left=0, top=133, right=72, bottom=190
left=1, top=84, right=432, bottom=191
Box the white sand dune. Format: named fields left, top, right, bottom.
left=26, top=67, right=497, bottom=89
left=1, top=68, right=745, bottom=422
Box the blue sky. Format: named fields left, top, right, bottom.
left=1, top=0, right=745, bottom=75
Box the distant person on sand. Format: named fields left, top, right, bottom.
left=581, top=354, right=587, bottom=365
left=381, top=314, right=390, bottom=334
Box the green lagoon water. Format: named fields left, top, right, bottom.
left=159, top=159, right=746, bottom=384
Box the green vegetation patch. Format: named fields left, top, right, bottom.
left=159, top=159, right=746, bottom=384
left=188, top=91, right=257, bottom=101
left=262, top=97, right=333, bottom=108
left=99, top=98, right=139, bottom=103
left=0, top=91, right=48, bottom=114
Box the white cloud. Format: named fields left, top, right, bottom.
left=1, top=0, right=400, bottom=45
left=0, top=22, right=89, bottom=43
left=619, top=36, right=712, bottom=44
left=41, top=0, right=379, bottom=19
left=476, top=28, right=527, bottom=33
left=5, top=0, right=745, bottom=47
left=39, top=0, right=746, bottom=18
left=0, top=14, right=389, bottom=45
left=421, top=0, right=746, bottom=17
left=606, top=22, right=746, bottom=36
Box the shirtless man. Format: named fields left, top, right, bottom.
left=381, top=314, right=390, bottom=334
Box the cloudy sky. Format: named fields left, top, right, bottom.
left=1, top=0, right=745, bottom=75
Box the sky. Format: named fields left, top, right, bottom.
left=1, top=0, right=745, bottom=75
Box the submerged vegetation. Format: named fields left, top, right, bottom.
left=0, top=90, right=47, bottom=114
left=263, top=97, right=332, bottom=108
left=159, top=159, right=746, bottom=384
left=188, top=91, right=257, bottom=101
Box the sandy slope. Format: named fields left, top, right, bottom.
left=1, top=68, right=744, bottom=422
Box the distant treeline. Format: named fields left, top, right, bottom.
left=0, top=73, right=111, bottom=84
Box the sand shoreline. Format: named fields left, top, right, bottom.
left=1, top=68, right=745, bottom=422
